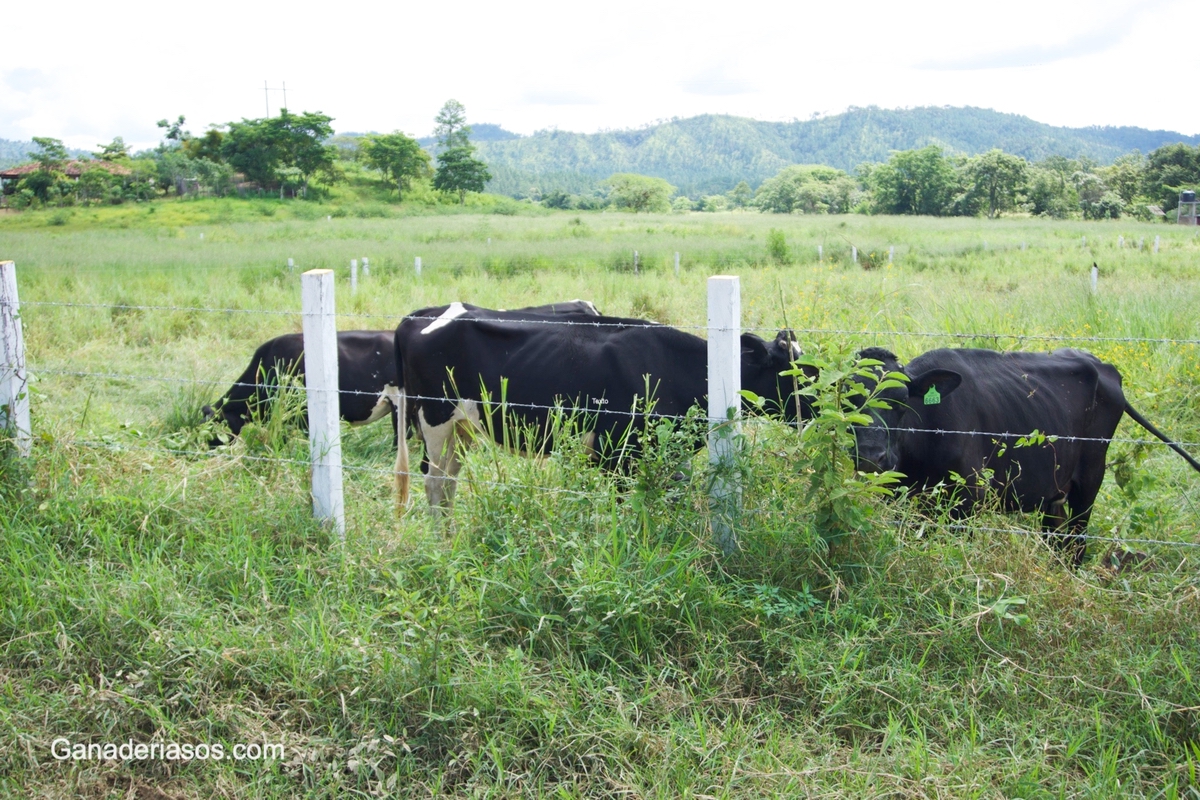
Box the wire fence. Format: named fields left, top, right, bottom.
left=7, top=271, right=1200, bottom=556
left=52, top=436, right=1200, bottom=555
left=17, top=298, right=1200, bottom=346
left=25, top=365, right=1200, bottom=450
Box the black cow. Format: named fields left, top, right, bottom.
left=204, top=300, right=601, bottom=444
left=393, top=304, right=805, bottom=511
left=850, top=347, right=1200, bottom=564
left=203, top=330, right=398, bottom=444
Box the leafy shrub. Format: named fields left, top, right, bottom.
left=766, top=228, right=790, bottom=264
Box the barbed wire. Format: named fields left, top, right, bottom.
left=20, top=300, right=298, bottom=317
left=13, top=298, right=1200, bottom=345
left=27, top=365, right=1200, bottom=448
left=51, top=437, right=1200, bottom=552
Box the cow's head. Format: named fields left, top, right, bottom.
left=202, top=400, right=249, bottom=447
left=741, top=330, right=813, bottom=423
left=850, top=348, right=961, bottom=472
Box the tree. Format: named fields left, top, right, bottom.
left=183, top=129, right=225, bottom=163
left=603, top=173, right=674, bottom=213
left=434, top=146, right=491, bottom=203
left=31, top=137, right=69, bottom=171
left=156, top=115, right=189, bottom=143
left=361, top=132, right=432, bottom=199
left=430, top=100, right=490, bottom=203
left=867, top=146, right=957, bottom=216
left=221, top=110, right=337, bottom=195
left=1143, top=143, right=1200, bottom=211
left=754, top=164, right=857, bottom=214
left=434, top=99, right=470, bottom=150
left=94, top=137, right=130, bottom=162
left=726, top=180, right=753, bottom=209
left=1100, top=152, right=1144, bottom=205
left=963, top=149, right=1028, bottom=218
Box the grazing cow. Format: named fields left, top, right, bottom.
left=203, top=330, right=398, bottom=444
left=850, top=347, right=1200, bottom=564
left=393, top=304, right=806, bottom=511
left=204, top=300, right=601, bottom=444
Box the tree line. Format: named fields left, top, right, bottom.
left=541, top=144, right=1200, bottom=220
left=2, top=100, right=490, bottom=210
left=5, top=103, right=1197, bottom=220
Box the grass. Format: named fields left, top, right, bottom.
left=1, top=203, right=1199, bottom=797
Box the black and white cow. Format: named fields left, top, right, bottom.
left=393, top=303, right=806, bottom=511
left=204, top=300, right=601, bottom=444
left=850, top=347, right=1200, bottom=564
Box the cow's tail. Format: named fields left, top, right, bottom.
left=394, top=327, right=410, bottom=515
left=395, top=387, right=410, bottom=514
left=1124, top=402, right=1200, bottom=474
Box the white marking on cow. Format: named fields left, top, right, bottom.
left=569, top=299, right=599, bottom=316
left=421, top=301, right=468, bottom=335
left=359, top=383, right=402, bottom=426
left=418, top=400, right=482, bottom=510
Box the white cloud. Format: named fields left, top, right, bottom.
left=0, top=0, right=1195, bottom=148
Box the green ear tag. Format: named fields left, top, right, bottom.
left=923, top=386, right=941, bottom=405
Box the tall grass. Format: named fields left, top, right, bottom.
left=1, top=207, right=1199, bottom=796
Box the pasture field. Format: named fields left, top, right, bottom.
left=2, top=203, right=1200, bottom=798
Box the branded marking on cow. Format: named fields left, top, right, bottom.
left=421, top=302, right=468, bottom=335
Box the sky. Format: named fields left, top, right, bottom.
left=1, top=0, right=1195, bottom=151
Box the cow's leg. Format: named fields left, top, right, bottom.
left=418, top=401, right=481, bottom=512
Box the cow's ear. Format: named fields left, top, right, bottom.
left=773, top=330, right=800, bottom=361
left=740, top=333, right=769, bottom=365
left=907, top=368, right=961, bottom=403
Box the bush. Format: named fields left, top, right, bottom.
left=766, top=228, right=790, bottom=264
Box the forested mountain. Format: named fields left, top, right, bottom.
left=470, top=107, right=1200, bottom=197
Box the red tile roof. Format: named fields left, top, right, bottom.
left=0, top=160, right=133, bottom=180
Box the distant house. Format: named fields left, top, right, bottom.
left=0, top=160, right=132, bottom=193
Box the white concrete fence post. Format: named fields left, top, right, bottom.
left=707, top=275, right=741, bottom=556
left=287, top=258, right=294, bottom=271
left=634, top=250, right=639, bottom=275
left=362, top=257, right=369, bottom=276
left=888, top=246, right=894, bottom=263
left=852, top=246, right=857, bottom=264
left=1118, top=235, right=1124, bottom=248
left=818, top=245, right=823, bottom=262
left=1091, top=263, right=1099, bottom=294
left=0, top=261, right=31, bottom=457
left=415, top=256, right=422, bottom=276
left=1154, top=236, right=1160, bottom=255
left=301, top=269, right=345, bottom=539
left=350, top=259, right=358, bottom=294
left=674, top=251, right=680, bottom=277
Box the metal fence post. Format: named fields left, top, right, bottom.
left=301, top=269, right=345, bottom=538
left=708, top=275, right=741, bottom=555
left=0, top=261, right=31, bottom=457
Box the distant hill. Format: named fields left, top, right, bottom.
left=464, top=107, right=1200, bottom=198
left=0, top=138, right=93, bottom=170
